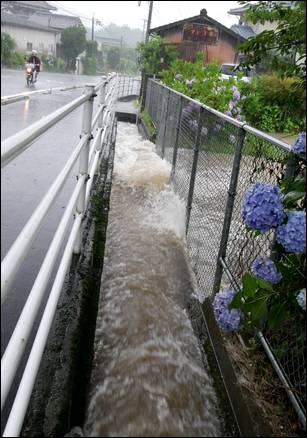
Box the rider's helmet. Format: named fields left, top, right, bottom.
left=32, top=49, right=38, bottom=55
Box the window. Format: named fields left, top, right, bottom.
left=27, top=42, right=33, bottom=51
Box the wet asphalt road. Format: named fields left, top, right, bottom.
left=1, top=68, right=102, bottom=427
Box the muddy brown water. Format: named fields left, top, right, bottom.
left=84, top=123, right=222, bottom=437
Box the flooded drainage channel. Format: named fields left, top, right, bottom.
left=83, top=122, right=224, bottom=437
left=22, top=119, right=237, bottom=437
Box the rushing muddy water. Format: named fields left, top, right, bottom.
left=84, top=123, right=222, bottom=437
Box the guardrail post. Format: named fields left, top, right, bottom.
left=185, top=106, right=203, bottom=232
left=97, top=79, right=107, bottom=151
left=73, top=84, right=95, bottom=254
left=212, top=126, right=246, bottom=295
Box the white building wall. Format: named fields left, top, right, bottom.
left=1, top=24, right=57, bottom=55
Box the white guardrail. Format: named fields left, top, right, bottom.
left=1, top=72, right=121, bottom=437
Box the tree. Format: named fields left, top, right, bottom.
left=238, top=1, right=306, bottom=83
left=1, top=32, right=15, bottom=64
left=107, top=47, right=120, bottom=70
left=61, top=26, right=86, bottom=71
left=85, top=40, right=98, bottom=57
left=137, top=33, right=178, bottom=75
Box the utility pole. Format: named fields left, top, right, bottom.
left=145, top=1, right=153, bottom=43
left=92, top=12, right=95, bottom=41
left=140, top=1, right=154, bottom=110
left=142, top=18, right=147, bottom=43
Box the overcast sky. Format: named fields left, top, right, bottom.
left=50, top=1, right=241, bottom=30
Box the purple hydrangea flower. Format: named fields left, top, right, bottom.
left=213, top=288, right=242, bottom=331
left=252, top=256, right=282, bottom=284
left=228, top=101, right=234, bottom=110
left=276, top=211, right=306, bottom=253
left=292, top=132, right=306, bottom=159
left=296, top=288, right=306, bottom=310
left=189, top=119, right=198, bottom=131
left=201, top=127, right=208, bottom=137
left=185, top=78, right=196, bottom=88
left=228, top=134, right=236, bottom=145
left=225, top=110, right=232, bottom=117
left=242, top=183, right=284, bottom=233
left=233, top=90, right=241, bottom=102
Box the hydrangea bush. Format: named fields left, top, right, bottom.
left=214, top=132, right=306, bottom=331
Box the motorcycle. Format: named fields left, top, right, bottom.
left=25, top=63, right=38, bottom=86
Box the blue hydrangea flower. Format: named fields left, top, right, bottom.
left=213, top=288, right=242, bottom=331
left=252, top=256, right=282, bottom=284
left=242, top=183, right=284, bottom=233
left=296, top=289, right=306, bottom=310
left=276, top=211, right=306, bottom=253
left=292, top=132, right=306, bottom=159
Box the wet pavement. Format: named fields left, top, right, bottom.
left=1, top=68, right=102, bottom=428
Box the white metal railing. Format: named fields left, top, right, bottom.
left=0, top=72, right=127, bottom=436
left=1, top=85, right=86, bottom=106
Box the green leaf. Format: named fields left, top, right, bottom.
left=256, top=278, right=273, bottom=291
left=250, top=297, right=268, bottom=323
left=242, top=273, right=258, bottom=297
left=267, top=302, right=287, bottom=330
left=283, top=191, right=306, bottom=206
left=228, top=291, right=243, bottom=310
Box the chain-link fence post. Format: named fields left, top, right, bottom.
left=185, top=106, right=204, bottom=232
left=211, top=126, right=246, bottom=295
left=171, top=96, right=183, bottom=177
left=161, top=89, right=171, bottom=159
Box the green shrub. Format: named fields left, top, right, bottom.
left=82, top=56, right=97, bottom=75
left=1, top=32, right=16, bottom=64
left=55, top=57, right=65, bottom=72
left=162, top=56, right=305, bottom=135
left=240, top=75, right=305, bottom=134
left=9, top=51, right=26, bottom=67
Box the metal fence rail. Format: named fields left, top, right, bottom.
left=145, top=78, right=306, bottom=429
left=1, top=73, right=136, bottom=437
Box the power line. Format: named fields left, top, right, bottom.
left=49, top=1, right=102, bottom=25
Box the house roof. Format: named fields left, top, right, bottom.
left=1, top=11, right=58, bottom=33
left=228, top=1, right=295, bottom=16
left=94, top=35, right=121, bottom=45
left=29, top=12, right=83, bottom=30
left=230, top=24, right=256, bottom=39
left=150, top=10, right=245, bottom=42
left=228, top=6, right=247, bottom=16
left=1, top=1, right=57, bottom=12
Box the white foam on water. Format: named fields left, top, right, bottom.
left=84, top=122, right=222, bottom=437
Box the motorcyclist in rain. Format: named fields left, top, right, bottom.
left=27, top=49, right=41, bottom=82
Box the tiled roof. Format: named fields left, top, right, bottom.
left=150, top=12, right=245, bottom=42
left=29, top=12, right=83, bottom=30
left=230, top=25, right=256, bottom=40
left=1, top=11, right=58, bottom=32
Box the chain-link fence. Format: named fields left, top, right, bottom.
left=115, top=75, right=141, bottom=100
left=144, top=78, right=306, bottom=428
